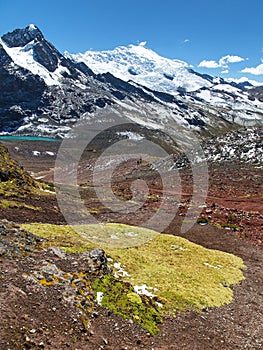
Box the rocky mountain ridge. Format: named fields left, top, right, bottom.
left=0, top=25, right=262, bottom=141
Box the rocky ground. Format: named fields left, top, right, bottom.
left=3, top=139, right=263, bottom=248
left=0, top=140, right=262, bottom=349
left=1, top=218, right=262, bottom=349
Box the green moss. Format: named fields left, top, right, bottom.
left=127, top=292, right=143, bottom=304
left=22, top=222, right=158, bottom=249
left=0, top=142, right=36, bottom=189
left=108, top=234, right=245, bottom=314
left=22, top=223, right=246, bottom=331
left=0, top=142, right=57, bottom=202
left=0, top=199, right=41, bottom=211
left=92, top=275, right=162, bottom=335
left=21, top=223, right=94, bottom=252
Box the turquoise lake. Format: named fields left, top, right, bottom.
left=0, top=135, right=59, bottom=142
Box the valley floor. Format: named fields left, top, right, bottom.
left=0, top=140, right=262, bottom=349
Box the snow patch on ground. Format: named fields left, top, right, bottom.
left=203, top=128, right=263, bottom=164
left=116, top=131, right=144, bottom=141
left=134, top=284, right=156, bottom=297
left=32, top=151, right=40, bottom=156
left=113, top=262, right=130, bottom=278
left=96, top=291, right=103, bottom=305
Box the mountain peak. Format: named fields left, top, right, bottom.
left=69, top=43, right=211, bottom=93
left=28, top=24, right=38, bottom=30
left=1, top=24, right=43, bottom=48
left=0, top=24, right=64, bottom=75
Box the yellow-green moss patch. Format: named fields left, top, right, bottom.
left=108, top=234, right=245, bottom=315
left=22, top=223, right=246, bottom=325
left=0, top=199, right=41, bottom=211
left=92, top=275, right=162, bottom=335
left=22, top=222, right=158, bottom=249
left=22, top=223, right=94, bottom=252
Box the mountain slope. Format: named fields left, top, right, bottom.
left=0, top=141, right=35, bottom=187
left=69, top=43, right=263, bottom=127
left=67, top=42, right=214, bottom=93
left=0, top=25, right=262, bottom=140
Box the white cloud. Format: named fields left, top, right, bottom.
left=198, top=54, right=245, bottom=70
left=183, top=38, right=190, bottom=43
left=219, top=55, right=245, bottom=66
left=241, top=62, right=263, bottom=75
left=221, top=69, right=229, bottom=74
left=198, top=60, right=221, bottom=68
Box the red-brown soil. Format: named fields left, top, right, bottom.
left=0, top=140, right=262, bottom=349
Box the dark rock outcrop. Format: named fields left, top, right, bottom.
left=33, top=39, right=60, bottom=72
left=2, top=25, right=43, bottom=47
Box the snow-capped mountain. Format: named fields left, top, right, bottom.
left=0, top=25, right=262, bottom=141
left=225, top=77, right=263, bottom=88
left=68, top=43, right=261, bottom=93
left=0, top=24, right=65, bottom=86
left=68, top=42, right=263, bottom=127
left=67, top=42, right=214, bottom=93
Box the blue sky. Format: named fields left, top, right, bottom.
left=1, top=0, right=263, bottom=83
